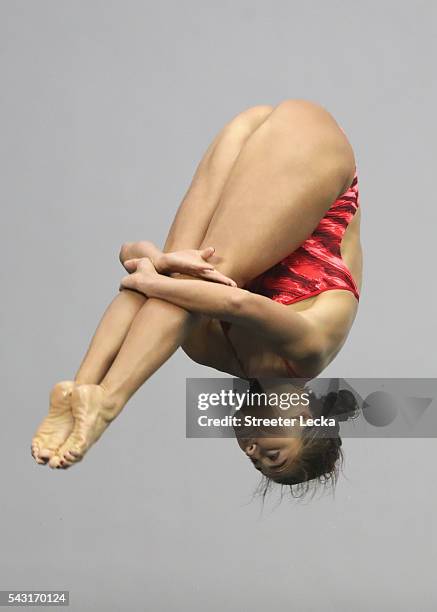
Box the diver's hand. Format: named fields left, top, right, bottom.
left=120, top=241, right=236, bottom=286
left=157, top=247, right=237, bottom=286
left=119, top=257, right=159, bottom=294
left=119, top=241, right=162, bottom=269
left=120, top=253, right=237, bottom=293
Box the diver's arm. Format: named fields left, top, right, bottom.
left=120, top=260, right=322, bottom=360
left=119, top=241, right=235, bottom=285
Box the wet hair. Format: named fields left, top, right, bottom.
left=249, top=379, right=360, bottom=500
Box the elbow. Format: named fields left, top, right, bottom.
left=291, top=334, right=330, bottom=376
left=225, top=289, right=251, bottom=319
left=286, top=325, right=327, bottom=363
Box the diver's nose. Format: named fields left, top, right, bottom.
left=245, top=443, right=257, bottom=457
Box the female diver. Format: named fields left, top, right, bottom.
left=31, top=99, right=363, bottom=493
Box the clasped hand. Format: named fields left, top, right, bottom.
left=118, top=240, right=237, bottom=294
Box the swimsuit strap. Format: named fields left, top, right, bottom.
left=282, top=357, right=298, bottom=377
left=220, top=321, right=249, bottom=378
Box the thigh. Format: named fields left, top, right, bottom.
left=181, top=316, right=244, bottom=376
left=163, top=105, right=274, bottom=252
left=199, top=100, right=355, bottom=286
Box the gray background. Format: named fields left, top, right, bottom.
left=1, top=1, right=436, bottom=610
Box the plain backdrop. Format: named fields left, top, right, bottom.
left=1, top=1, right=436, bottom=610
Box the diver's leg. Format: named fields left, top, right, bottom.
left=99, top=99, right=353, bottom=396
left=72, top=105, right=275, bottom=385
left=163, top=105, right=275, bottom=251
left=50, top=99, right=354, bottom=468
left=32, top=105, right=274, bottom=465
left=197, top=99, right=355, bottom=286
left=74, top=291, right=147, bottom=385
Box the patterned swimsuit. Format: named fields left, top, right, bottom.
left=220, top=167, right=360, bottom=377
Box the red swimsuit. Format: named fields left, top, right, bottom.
left=220, top=167, right=360, bottom=378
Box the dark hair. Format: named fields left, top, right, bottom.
left=251, top=381, right=360, bottom=500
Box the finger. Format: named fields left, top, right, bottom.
left=200, top=246, right=215, bottom=260
left=120, top=274, right=140, bottom=291
left=200, top=269, right=237, bottom=287
left=123, top=258, right=141, bottom=272
left=137, top=257, right=154, bottom=270
left=192, top=263, right=215, bottom=271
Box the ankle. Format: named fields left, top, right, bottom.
left=98, top=383, right=127, bottom=420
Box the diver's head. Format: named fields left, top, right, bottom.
left=235, top=379, right=359, bottom=499
left=237, top=434, right=304, bottom=480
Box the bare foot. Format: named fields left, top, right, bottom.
left=48, top=384, right=117, bottom=469
left=31, top=381, right=76, bottom=465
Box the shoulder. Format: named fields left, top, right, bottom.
left=285, top=293, right=359, bottom=375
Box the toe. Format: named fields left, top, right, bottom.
left=56, top=443, right=83, bottom=466
left=31, top=442, right=50, bottom=465
left=38, top=447, right=55, bottom=460
left=64, top=450, right=79, bottom=462
left=58, top=448, right=78, bottom=465
left=48, top=455, right=62, bottom=469
left=31, top=442, right=40, bottom=458
left=56, top=429, right=86, bottom=463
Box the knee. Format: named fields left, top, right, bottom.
left=266, top=98, right=343, bottom=140
left=119, top=240, right=153, bottom=265
left=119, top=242, right=133, bottom=265
left=224, top=104, right=274, bottom=138
left=237, top=104, right=275, bottom=124
left=270, top=98, right=328, bottom=122
left=260, top=98, right=353, bottom=162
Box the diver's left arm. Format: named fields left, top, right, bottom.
left=120, top=261, right=322, bottom=360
